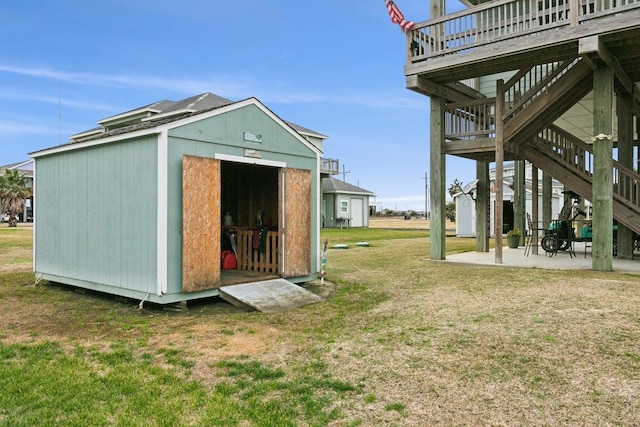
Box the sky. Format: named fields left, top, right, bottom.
left=0, top=0, right=474, bottom=212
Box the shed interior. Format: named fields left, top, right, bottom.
left=220, top=162, right=280, bottom=284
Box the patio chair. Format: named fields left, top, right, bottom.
left=524, top=213, right=547, bottom=257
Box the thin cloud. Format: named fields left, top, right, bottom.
left=0, top=63, right=426, bottom=110
left=262, top=52, right=290, bottom=66
left=0, top=119, right=58, bottom=136
left=255, top=89, right=425, bottom=110
left=0, top=64, right=249, bottom=97
left=0, top=88, right=118, bottom=112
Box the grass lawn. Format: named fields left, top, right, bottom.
left=1, top=224, right=640, bottom=426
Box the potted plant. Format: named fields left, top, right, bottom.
left=506, top=228, right=522, bottom=248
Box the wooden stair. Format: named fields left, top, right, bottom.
left=503, top=58, right=593, bottom=149
left=522, top=125, right=640, bottom=235
left=445, top=57, right=640, bottom=234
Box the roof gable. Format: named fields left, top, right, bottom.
left=168, top=98, right=321, bottom=157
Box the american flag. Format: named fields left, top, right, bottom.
left=386, top=0, right=415, bottom=32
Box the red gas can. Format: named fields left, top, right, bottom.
left=221, top=250, right=237, bottom=270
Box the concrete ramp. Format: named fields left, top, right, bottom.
left=219, top=279, right=323, bottom=313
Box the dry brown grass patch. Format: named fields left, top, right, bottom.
left=3, top=226, right=640, bottom=425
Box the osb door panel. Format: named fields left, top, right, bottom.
left=282, top=168, right=312, bottom=277
left=182, top=155, right=221, bottom=292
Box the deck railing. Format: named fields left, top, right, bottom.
left=320, top=157, right=340, bottom=175
left=444, top=59, right=571, bottom=142
left=408, top=0, right=640, bottom=62
left=445, top=98, right=497, bottom=141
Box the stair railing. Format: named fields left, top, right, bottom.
left=535, top=125, right=640, bottom=211
left=502, top=59, right=580, bottom=124
left=533, top=125, right=593, bottom=178
left=613, top=161, right=640, bottom=211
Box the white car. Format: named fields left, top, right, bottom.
left=1, top=213, right=18, bottom=223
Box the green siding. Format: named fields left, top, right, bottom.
left=35, top=137, right=158, bottom=293
left=323, top=194, right=336, bottom=227
left=165, top=106, right=320, bottom=292
left=34, top=101, right=321, bottom=302
left=168, top=104, right=317, bottom=161
left=479, top=71, right=515, bottom=97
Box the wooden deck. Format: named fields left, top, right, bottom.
left=405, top=0, right=640, bottom=93
left=410, top=0, right=640, bottom=268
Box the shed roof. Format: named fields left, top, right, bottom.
left=31, top=94, right=327, bottom=158
left=322, top=177, right=374, bottom=196
left=54, top=92, right=326, bottom=145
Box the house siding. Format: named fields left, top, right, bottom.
left=479, top=71, right=516, bottom=97
left=34, top=137, right=158, bottom=294
left=322, top=193, right=370, bottom=228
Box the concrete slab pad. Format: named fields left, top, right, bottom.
left=219, top=279, right=324, bottom=313
left=443, top=242, right=640, bottom=274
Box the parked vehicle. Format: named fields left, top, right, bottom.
left=1, top=213, right=19, bottom=223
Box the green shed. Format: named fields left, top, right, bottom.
left=30, top=93, right=327, bottom=305
left=322, top=177, right=375, bottom=228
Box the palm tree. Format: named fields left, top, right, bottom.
left=0, top=169, right=32, bottom=227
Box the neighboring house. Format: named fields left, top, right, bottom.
left=322, top=177, right=375, bottom=228
left=454, top=163, right=564, bottom=237
left=30, top=93, right=327, bottom=305
left=0, top=160, right=34, bottom=222
left=406, top=1, right=640, bottom=267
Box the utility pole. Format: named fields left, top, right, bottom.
left=341, top=164, right=351, bottom=182
left=421, top=171, right=429, bottom=219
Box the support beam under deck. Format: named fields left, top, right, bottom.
left=476, top=161, right=489, bottom=252
left=430, top=96, right=446, bottom=260
left=592, top=64, right=614, bottom=271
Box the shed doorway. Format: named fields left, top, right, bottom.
left=220, top=161, right=280, bottom=285
left=181, top=155, right=312, bottom=293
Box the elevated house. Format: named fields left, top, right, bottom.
left=30, top=93, right=327, bottom=305
left=407, top=0, right=640, bottom=269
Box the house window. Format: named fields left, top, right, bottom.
left=341, top=201, right=348, bottom=214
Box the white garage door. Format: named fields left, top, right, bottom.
left=350, top=198, right=364, bottom=227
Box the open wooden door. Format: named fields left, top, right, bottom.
left=182, top=155, right=221, bottom=292
left=281, top=168, right=312, bottom=277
